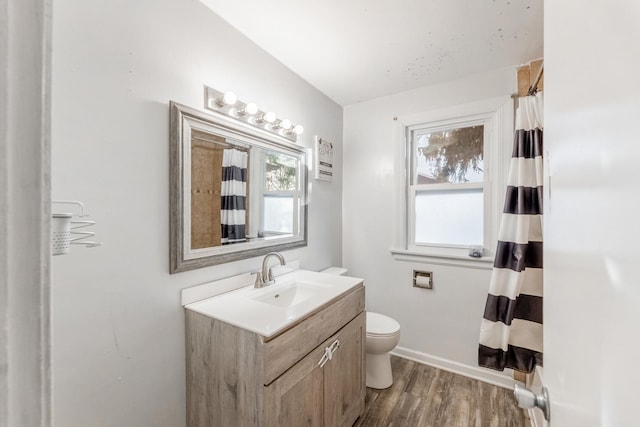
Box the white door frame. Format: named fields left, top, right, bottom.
left=0, top=0, right=52, bottom=425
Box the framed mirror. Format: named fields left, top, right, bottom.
left=169, top=102, right=308, bottom=273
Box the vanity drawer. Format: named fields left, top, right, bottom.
left=262, top=285, right=364, bottom=385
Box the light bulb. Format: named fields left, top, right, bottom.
left=238, top=102, right=258, bottom=116
left=262, top=111, right=276, bottom=124
left=285, top=124, right=304, bottom=136
left=244, top=102, right=258, bottom=115
left=216, top=91, right=237, bottom=107
left=279, top=119, right=292, bottom=130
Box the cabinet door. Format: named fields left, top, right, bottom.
left=264, top=343, right=325, bottom=427
left=323, top=312, right=366, bottom=427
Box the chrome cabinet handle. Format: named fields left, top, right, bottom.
left=317, top=339, right=341, bottom=368
left=318, top=350, right=329, bottom=368
left=327, top=339, right=340, bottom=355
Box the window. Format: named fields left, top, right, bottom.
left=262, top=152, right=299, bottom=235
left=391, top=97, right=513, bottom=265
left=410, top=124, right=486, bottom=247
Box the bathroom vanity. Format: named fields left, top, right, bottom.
left=184, top=270, right=365, bottom=427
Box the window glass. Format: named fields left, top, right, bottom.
left=263, top=195, right=293, bottom=233
left=265, top=153, right=297, bottom=191
left=414, top=125, right=484, bottom=184
left=414, top=188, right=483, bottom=246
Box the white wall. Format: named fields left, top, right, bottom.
left=343, top=68, right=516, bottom=378
left=51, top=1, right=343, bottom=425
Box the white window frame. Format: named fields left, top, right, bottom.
left=391, top=97, right=513, bottom=268
left=408, top=119, right=489, bottom=250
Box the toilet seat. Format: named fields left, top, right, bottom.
left=366, top=312, right=400, bottom=337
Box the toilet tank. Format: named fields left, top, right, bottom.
left=321, top=266, right=348, bottom=276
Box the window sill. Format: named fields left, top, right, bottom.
left=390, top=248, right=494, bottom=270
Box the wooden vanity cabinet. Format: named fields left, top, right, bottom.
left=185, top=285, right=365, bottom=427
left=265, top=312, right=365, bottom=426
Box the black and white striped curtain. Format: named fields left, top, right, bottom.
left=221, top=148, right=248, bottom=245
left=478, top=93, right=543, bottom=373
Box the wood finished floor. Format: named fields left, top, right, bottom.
left=354, top=356, right=529, bottom=427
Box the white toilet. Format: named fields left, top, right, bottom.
left=320, top=267, right=401, bottom=390
left=365, top=311, right=401, bottom=389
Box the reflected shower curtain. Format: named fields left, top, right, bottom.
left=221, top=148, right=248, bottom=244
left=478, top=93, right=544, bottom=373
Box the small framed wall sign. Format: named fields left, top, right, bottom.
left=314, top=136, right=334, bottom=182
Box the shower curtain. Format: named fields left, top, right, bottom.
left=478, top=93, right=543, bottom=373
left=220, top=148, right=248, bottom=245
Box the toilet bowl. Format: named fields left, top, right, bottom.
left=319, top=267, right=401, bottom=389
left=365, top=311, right=401, bottom=389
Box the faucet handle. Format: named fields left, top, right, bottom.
left=268, top=263, right=288, bottom=282
left=254, top=271, right=263, bottom=287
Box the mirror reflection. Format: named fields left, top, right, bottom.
left=170, top=102, right=307, bottom=273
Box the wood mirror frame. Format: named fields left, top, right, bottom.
left=169, top=101, right=308, bottom=273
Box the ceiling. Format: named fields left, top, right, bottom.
left=200, top=0, right=543, bottom=106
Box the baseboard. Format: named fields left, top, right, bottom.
left=391, top=346, right=516, bottom=389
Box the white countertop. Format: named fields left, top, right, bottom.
left=184, top=269, right=363, bottom=338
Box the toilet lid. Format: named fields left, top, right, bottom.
left=367, top=311, right=400, bottom=336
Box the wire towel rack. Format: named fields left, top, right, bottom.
left=52, top=200, right=102, bottom=255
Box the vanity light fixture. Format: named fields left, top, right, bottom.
left=204, top=86, right=304, bottom=143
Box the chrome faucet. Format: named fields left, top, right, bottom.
left=254, top=252, right=286, bottom=288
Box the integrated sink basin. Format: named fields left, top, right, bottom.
left=255, top=282, right=323, bottom=308
left=184, top=269, right=363, bottom=338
